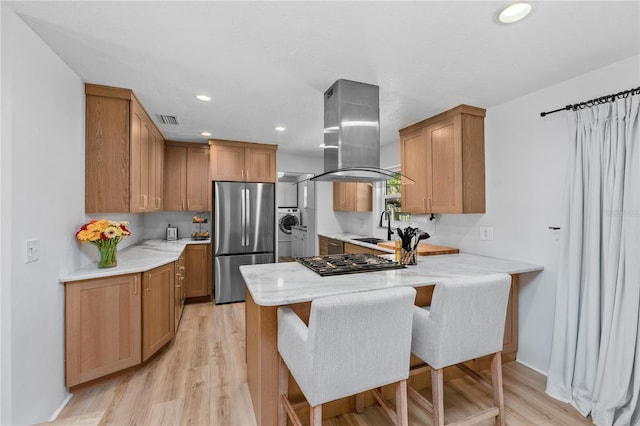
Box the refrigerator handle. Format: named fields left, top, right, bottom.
left=246, top=188, right=251, bottom=248
left=241, top=188, right=246, bottom=246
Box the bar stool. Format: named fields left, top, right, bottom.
left=277, top=287, right=416, bottom=426
left=409, top=273, right=512, bottom=426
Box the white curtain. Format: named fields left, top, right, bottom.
left=546, top=95, right=640, bottom=425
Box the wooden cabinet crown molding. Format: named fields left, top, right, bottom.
left=208, top=138, right=278, bottom=152
left=399, top=104, right=486, bottom=137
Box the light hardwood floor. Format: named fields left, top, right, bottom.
left=50, top=302, right=591, bottom=425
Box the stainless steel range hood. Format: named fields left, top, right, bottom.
left=311, top=79, right=396, bottom=183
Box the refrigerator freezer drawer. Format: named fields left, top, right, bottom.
left=214, top=253, right=274, bottom=304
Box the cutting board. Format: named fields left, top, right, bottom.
left=377, top=241, right=459, bottom=256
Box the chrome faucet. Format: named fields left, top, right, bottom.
left=379, top=210, right=394, bottom=241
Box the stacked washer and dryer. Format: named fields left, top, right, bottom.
left=277, top=208, right=300, bottom=257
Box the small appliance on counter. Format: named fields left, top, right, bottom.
left=166, top=224, right=178, bottom=241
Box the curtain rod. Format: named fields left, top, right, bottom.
left=540, top=86, right=640, bottom=117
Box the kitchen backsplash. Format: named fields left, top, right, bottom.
left=144, top=211, right=211, bottom=240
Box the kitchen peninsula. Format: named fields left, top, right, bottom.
left=240, top=253, right=543, bottom=425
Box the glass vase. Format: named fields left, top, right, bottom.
left=98, top=243, right=117, bottom=268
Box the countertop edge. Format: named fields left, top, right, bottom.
left=60, top=238, right=210, bottom=283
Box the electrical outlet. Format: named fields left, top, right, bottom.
left=479, top=227, right=494, bottom=241
left=26, top=239, right=40, bottom=263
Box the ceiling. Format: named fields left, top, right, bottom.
left=5, top=1, right=639, bottom=157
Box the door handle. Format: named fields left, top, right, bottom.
left=241, top=188, right=246, bottom=246
left=245, top=188, right=251, bottom=248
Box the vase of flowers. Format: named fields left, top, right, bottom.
left=76, top=219, right=131, bottom=268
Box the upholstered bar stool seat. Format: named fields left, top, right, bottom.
left=277, top=286, right=417, bottom=426
left=409, top=273, right=512, bottom=426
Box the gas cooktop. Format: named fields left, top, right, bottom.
left=296, top=253, right=405, bottom=276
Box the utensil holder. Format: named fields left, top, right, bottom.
left=401, top=249, right=417, bottom=265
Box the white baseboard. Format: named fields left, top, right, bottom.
left=49, top=393, right=73, bottom=421
left=515, top=358, right=548, bottom=377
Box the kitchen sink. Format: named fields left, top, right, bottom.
left=352, top=237, right=386, bottom=244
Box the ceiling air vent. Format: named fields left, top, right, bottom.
left=158, top=114, right=179, bottom=125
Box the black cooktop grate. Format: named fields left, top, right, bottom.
left=295, top=253, right=405, bottom=276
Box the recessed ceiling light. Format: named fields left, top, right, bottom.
left=274, top=126, right=286, bottom=132
left=499, top=3, right=532, bottom=23
left=200, top=131, right=212, bottom=137
left=195, top=94, right=211, bottom=102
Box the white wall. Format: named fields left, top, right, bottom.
left=0, top=10, right=143, bottom=424
left=415, top=55, right=639, bottom=373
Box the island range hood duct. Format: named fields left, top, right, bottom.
left=311, top=79, right=399, bottom=183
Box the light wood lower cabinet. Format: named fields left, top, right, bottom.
left=185, top=244, right=212, bottom=299
left=175, top=252, right=186, bottom=332
left=65, top=274, right=141, bottom=387
left=142, top=263, right=175, bottom=362
left=343, top=242, right=387, bottom=256
left=65, top=258, right=181, bottom=387
left=319, top=236, right=329, bottom=256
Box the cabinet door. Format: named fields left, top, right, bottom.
left=427, top=116, right=462, bottom=213
left=401, top=129, right=428, bottom=213
left=354, top=183, right=372, bottom=212
left=149, top=129, right=164, bottom=211
left=163, top=145, right=187, bottom=211
left=319, top=236, right=329, bottom=256
left=175, top=253, right=186, bottom=332
left=85, top=95, right=131, bottom=213
left=65, top=274, right=141, bottom=387
left=245, top=147, right=276, bottom=183
left=210, top=144, right=245, bottom=181
left=186, top=147, right=210, bottom=211
left=333, top=182, right=356, bottom=211
left=185, top=244, right=211, bottom=298
left=130, top=99, right=151, bottom=212
left=142, top=263, right=175, bottom=361
left=344, top=242, right=373, bottom=254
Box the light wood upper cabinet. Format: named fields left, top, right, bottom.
left=65, top=274, right=141, bottom=387
left=185, top=243, right=212, bottom=298
left=209, top=139, right=277, bottom=183
left=85, top=84, right=165, bottom=213
left=333, top=182, right=372, bottom=212
left=400, top=104, right=486, bottom=214
left=164, top=141, right=210, bottom=211
left=142, top=263, right=175, bottom=362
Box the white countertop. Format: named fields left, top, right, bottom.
left=319, top=232, right=394, bottom=253
left=60, top=238, right=211, bottom=283
left=240, top=252, right=543, bottom=306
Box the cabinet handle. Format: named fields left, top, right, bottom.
left=423, top=198, right=426, bottom=210
left=140, top=194, right=148, bottom=209
left=246, top=169, right=249, bottom=180
left=428, top=198, right=432, bottom=210
left=241, top=169, right=244, bottom=180
left=133, top=276, right=137, bottom=295
left=146, top=273, right=151, bottom=291
left=188, top=199, right=191, bottom=210
left=182, top=200, right=185, bottom=211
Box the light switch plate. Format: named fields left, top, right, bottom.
left=26, top=239, right=40, bottom=263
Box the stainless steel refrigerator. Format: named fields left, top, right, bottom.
left=213, top=181, right=275, bottom=304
